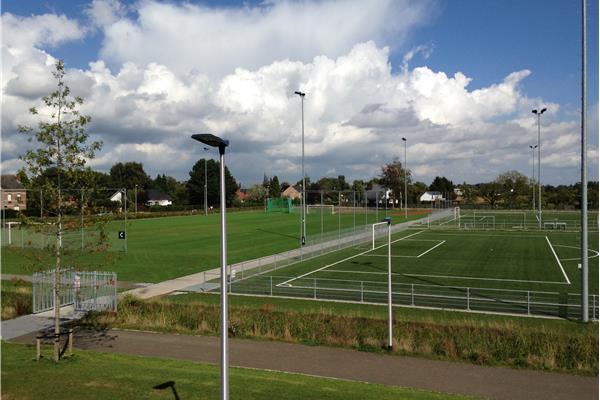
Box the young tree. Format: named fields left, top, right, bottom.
left=18, top=60, right=102, bottom=362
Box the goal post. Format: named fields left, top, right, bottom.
left=454, top=207, right=461, bottom=227
left=372, top=220, right=390, bottom=249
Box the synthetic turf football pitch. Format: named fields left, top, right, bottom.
left=228, top=223, right=599, bottom=319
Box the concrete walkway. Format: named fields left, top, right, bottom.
left=1, top=305, right=83, bottom=340
left=10, top=328, right=597, bottom=400
left=1, top=210, right=451, bottom=340
left=124, top=209, right=452, bottom=299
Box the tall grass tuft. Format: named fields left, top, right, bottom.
left=81, top=295, right=598, bottom=376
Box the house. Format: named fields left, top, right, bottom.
left=419, top=191, right=444, bottom=202
left=0, top=175, right=27, bottom=211
left=365, top=184, right=393, bottom=206
left=282, top=185, right=302, bottom=200
left=236, top=188, right=250, bottom=202
left=145, top=189, right=172, bottom=206
left=109, top=191, right=124, bottom=203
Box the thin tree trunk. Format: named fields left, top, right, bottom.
left=54, top=94, right=63, bottom=362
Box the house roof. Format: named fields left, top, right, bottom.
left=0, top=175, right=25, bottom=190
left=146, top=189, right=172, bottom=201
left=283, top=185, right=301, bottom=193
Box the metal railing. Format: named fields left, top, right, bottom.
left=32, top=269, right=117, bottom=313
left=211, top=275, right=598, bottom=320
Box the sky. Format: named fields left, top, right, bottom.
left=1, top=0, right=598, bottom=187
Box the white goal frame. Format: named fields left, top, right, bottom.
left=372, top=221, right=389, bottom=250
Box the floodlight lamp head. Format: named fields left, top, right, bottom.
left=192, top=133, right=229, bottom=155
left=294, top=91, right=305, bottom=97
left=532, top=109, right=538, bottom=114
left=402, top=137, right=407, bottom=141
left=540, top=108, right=547, bottom=114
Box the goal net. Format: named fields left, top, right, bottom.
left=266, top=198, right=293, bottom=213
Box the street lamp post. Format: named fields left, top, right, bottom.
left=402, top=137, right=408, bottom=219
left=580, top=0, right=588, bottom=322
left=529, top=145, right=537, bottom=214
left=295, top=91, right=306, bottom=246
left=192, top=133, right=230, bottom=400
left=204, top=147, right=209, bottom=216
left=384, top=216, right=393, bottom=350
left=532, top=108, right=547, bottom=228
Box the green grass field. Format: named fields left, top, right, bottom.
left=224, top=214, right=599, bottom=319
left=1, top=342, right=476, bottom=400
left=1, top=208, right=427, bottom=283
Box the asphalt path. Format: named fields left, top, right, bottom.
left=11, top=328, right=598, bottom=400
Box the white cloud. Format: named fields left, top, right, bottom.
left=2, top=12, right=85, bottom=48
left=1, top=1, right=596, bottom=188
left=85, top=0, right=127, bottom=28
left=93, top=0, right=433, bottom=78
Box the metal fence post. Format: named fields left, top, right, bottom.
left=411, top=284, right=414, bottom=306
left=270, top=276, right=273, bottom=296
left=313, top=278, right=317, bottom=299
left=466, top=288, right=470, bottom=311
left=93, top=271, right=98, bottom=311
left=527, top=291, right=531, bottom=315
left=360, top=281, right=364, bottom=302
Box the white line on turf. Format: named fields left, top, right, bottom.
left=417, top=240, right=446, bottom=258
left=306, top=270, right=569, bottom=285
left=402, top=273, right=569, bottom=285
left=545, top=236, right=571, bottom=284
left=277, top=230, right=425, bottom=287
left=553, top=244, right=600, bottom=261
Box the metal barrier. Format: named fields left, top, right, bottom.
left=191, top=208, right=454, bottom=291
left=32, top=269, right=117, bottom=313
left=203, top=275, right=599, bottom=320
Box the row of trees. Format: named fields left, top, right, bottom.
left=249, top=160, right=598, bottom=210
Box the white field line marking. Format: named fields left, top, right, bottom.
left=438, top=217, right=456, bottom=226
left=295, top=270, right=569, bottom=285
left=546, top=236, right=571, bottom=284
left=360, top=239, right=446, bottom=258
left=419, top=232, right=548, bottom=239
left=403, top=273, right=569, bottom=285
left=359, top=254, right=418, bottom=258
left=417, top=240, right=446, bottom=258
left=553, top=244, right=600, bottom=261
left=277, top=230, right=424, bottom=287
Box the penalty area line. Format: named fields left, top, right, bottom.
left=417, top=240, right=446, bottom=258
left=546, top=236, right=571, bottom=284
left=277, top=230, right=425, bottom=287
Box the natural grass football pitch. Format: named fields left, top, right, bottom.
left=229, top=222, right=599, bottom=318
left=2, top=208, right=426, bottom=283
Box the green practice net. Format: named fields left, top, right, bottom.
left=266, top=198, right=293, bottom=213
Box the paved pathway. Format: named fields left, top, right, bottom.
left=124, top=209, right=452, bottom=299
left=10, top=328, right=597, bottom=400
